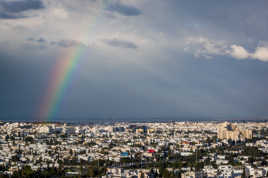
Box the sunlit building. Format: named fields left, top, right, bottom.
left=217, top=122, right=252, bottom=141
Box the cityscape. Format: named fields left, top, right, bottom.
left=0, top=121, right=267, bottom=177
left=1, top=0, right=268, bottom=177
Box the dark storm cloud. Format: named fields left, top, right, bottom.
left=1, top=46, right=268, bottom=120
left=104, top=39, right=138, bottom=49
left=0, top=0, right=44, bottom=19
left=106, top=2, right=142, bottom=16
left=0, top=51, right=52, bottom=120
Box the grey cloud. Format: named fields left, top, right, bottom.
left=2, top=0, right=268, bottom=121
left=169, top=0, right=268, bottom=42
left=37, top=38, right=46, bottom=43
left=106, top=2, right=141, bottom=16
left=0, top=12, right=26, bottom=19
left=0, top=0, right=44, bottom=19
left=104, top=39, right=138, bottom=49
left=51, top=40, right=85, bottom=48
left=27, top=38, right=85, bottom=48
left=28, top=37, right=46, bottom=43
left=0, top=0, right=44, bottom=13
left=2, top=40, right=268, bottom=120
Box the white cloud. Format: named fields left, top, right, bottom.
left=185, top=37, right=228, bottom=59
left=252, top=46, right=268, bottom=61
left=186, top=36, right=268, bottom=62
left=229, top=45, right=250, bottom=59
left=229, top=45, right=268, bottom=62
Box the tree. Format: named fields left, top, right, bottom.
left=5, top=135, right=9, bottom=141
left=242, top=167, right=246, bottom=178
left=21, top=166, right=34, bottom=178
left=69, top=149, right=73, bottom=156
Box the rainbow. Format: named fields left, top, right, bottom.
left=37, top=1, right=109, bottom=121
left=38, top=46, right=83, bottom=121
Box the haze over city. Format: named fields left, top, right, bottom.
left=1, top=0, right=268, bottom=122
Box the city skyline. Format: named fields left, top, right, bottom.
left=0, top=120, right=267, bottom=177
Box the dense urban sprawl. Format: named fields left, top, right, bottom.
left=0, top=121, right=267, bottom=178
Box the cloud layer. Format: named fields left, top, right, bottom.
left=1, top=0, right=268, bottom=120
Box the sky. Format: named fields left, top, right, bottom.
left=1, top=0, right=268, bottom=121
